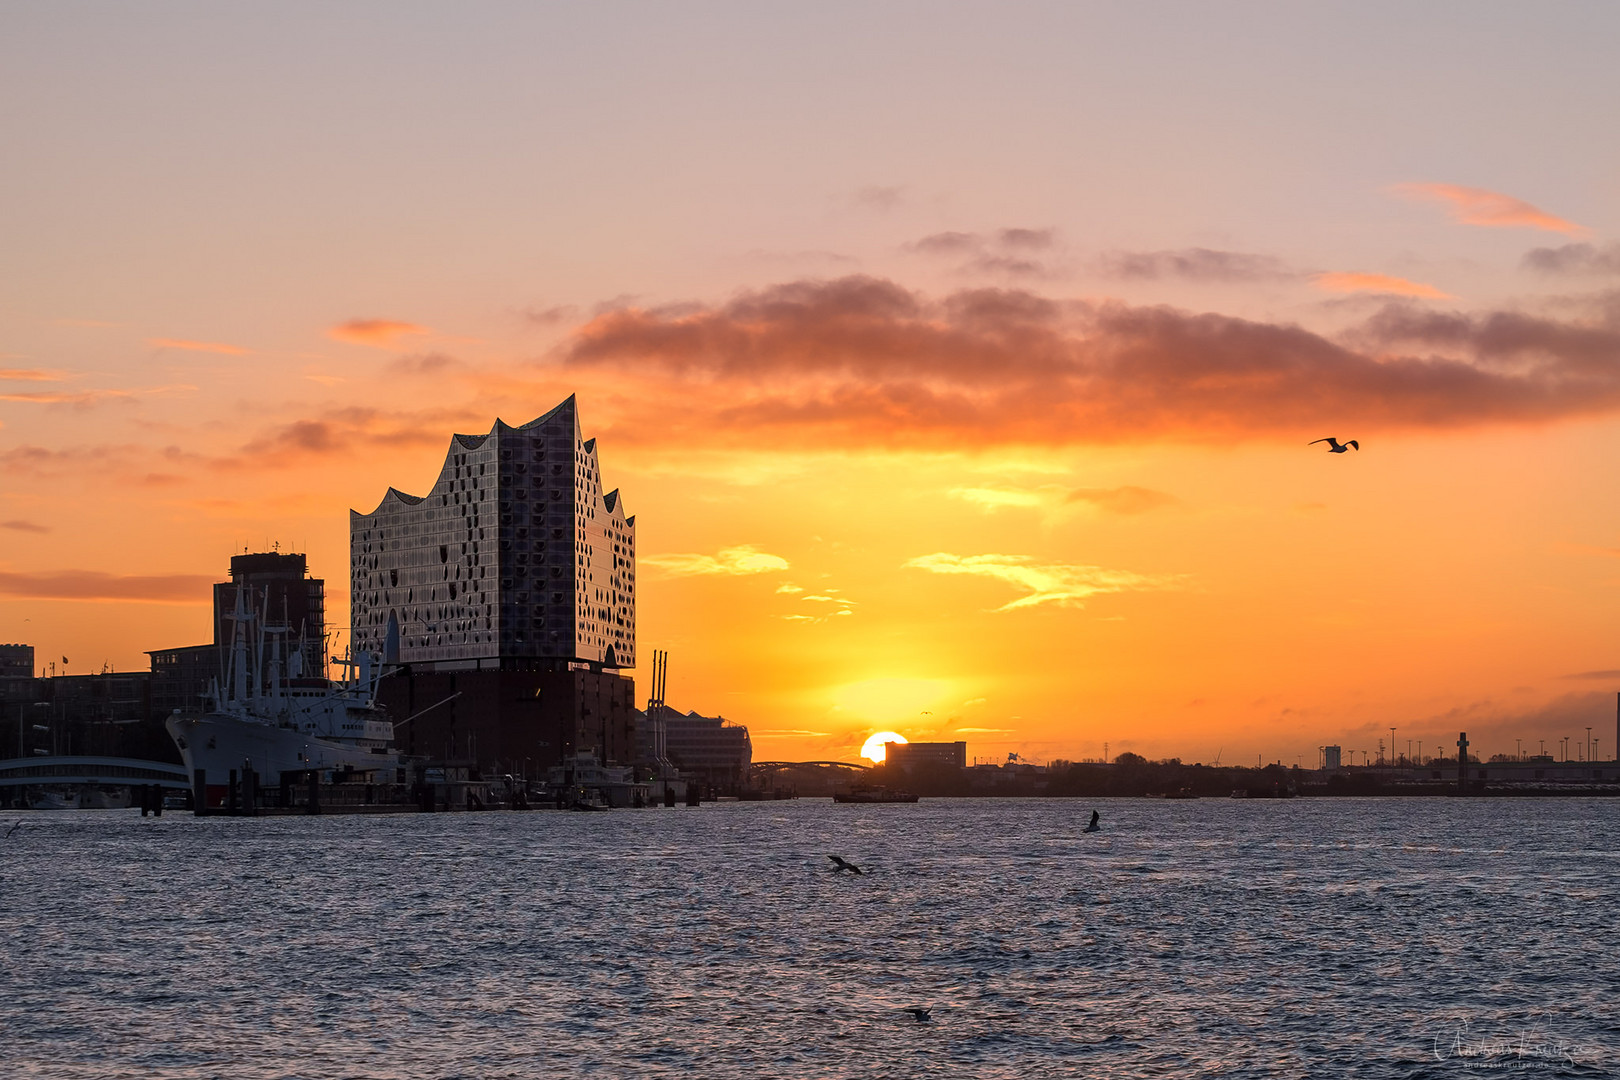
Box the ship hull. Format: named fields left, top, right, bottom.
left=166, top=712, right=401, bottom=793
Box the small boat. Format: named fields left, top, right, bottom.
left=833, top=785, right=919, bottom=804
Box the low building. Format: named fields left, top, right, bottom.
left=148, top=644, right=223, bottom=716
left=885, top=741, right=967, bottom=772
left=661, top=710, right=751, bottom=790
left=28, top=670, right=175, bottom=762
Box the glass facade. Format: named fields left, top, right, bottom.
left=349, top=396, right=635, bottom=670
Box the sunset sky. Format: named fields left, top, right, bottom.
left=5, top=3, right=1620, bottom=766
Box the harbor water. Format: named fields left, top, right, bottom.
left=2, top=798, right=1616, bottom=1078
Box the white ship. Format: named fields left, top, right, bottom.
left=165, top=589, right=401, bottom=805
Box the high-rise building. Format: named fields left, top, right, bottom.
left=149, top=551, right=327, bottom=712
left=351, top=397, right=638, bottom=772
left=214, top=551, right=327, bottom=681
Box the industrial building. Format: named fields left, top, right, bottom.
left=352, top=396, right=638, bottom=775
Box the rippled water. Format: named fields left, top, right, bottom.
left=2, top=798, right=1616, bottom=1078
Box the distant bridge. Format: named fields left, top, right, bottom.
left=0, top=756, right=191, bottom=788
left=751, top=760, right=871, bottom=772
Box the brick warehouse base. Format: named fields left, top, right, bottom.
left=377, top=666, right=636, bottom=775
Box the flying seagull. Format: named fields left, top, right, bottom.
left=1308, top=437, right=1359, bottom=453
left=827, top=855, right=864, bottom=875
left=904, top=1007, right=932, bottom=1022
left=4, top=821, right=21, bottom=839
left=1084, top=810, right=1100, bottom=833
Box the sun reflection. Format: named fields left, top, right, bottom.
left=860, top=731, right=908, bottom=763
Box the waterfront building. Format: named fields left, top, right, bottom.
left=351, top=396, right=638, bottom=773
left=885, top=740, right=968, bottom=772
left=1322, top=746, right=1342, bottom=770
left=659, top=709, right=751, bottom=790
left=25, top=670, right=173, bottom=761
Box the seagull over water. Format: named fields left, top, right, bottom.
left=904, top=1007, right=932, bottom=1022
left=827, top=855, right=864, bottom=875
left=1309, top=437, right=1359, bottom=453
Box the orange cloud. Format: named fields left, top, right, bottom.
left=0, top=390, right=118, bottom=406
left=562, top=275, right=1620, bottom=449
left=1392, top=183, right=1586, bottom=235
left=0, top=520, right=50, bottom=534
left=0, top=569, right=213, bottom=603
left=148, top=338, right=251, bottom=355
left=329, top=319, right=430, bottom=347
left=1313, top=272, right=1452, bottom=299
left=0, top=368, right=67, bottom=382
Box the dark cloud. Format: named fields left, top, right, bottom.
left=1562, top=670, right=1620, bottom=680
left=906, top=228, right=1061, bottom=278
left=998, top=228, right=1056, bottom=250
left=231, top=406, right=445, bottom=465
left=1097, top=248, right=1292, bottom=282
left=1359, top=306, right=1620, bottom=374
left=0, top=520, right=50, bottom=534
left=1066, top=487, right=1177, bottom=514
left=0, top=445, right=135, bottom=477
left=964, top=255, right=1048, bottom=278
left=0, top=570, right=213, bottom=603
left=1522, top=242, right=1620, bottom=276
left=562, top=274, right=1620, bottom=448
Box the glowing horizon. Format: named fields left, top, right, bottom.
left=6, top=4, right=1620, bottom=766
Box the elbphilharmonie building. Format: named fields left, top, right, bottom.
left=350, top=397, right=638, bottom=770
left=350, top=395, right=634, bottom=670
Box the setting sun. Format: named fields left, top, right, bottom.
left=860, top=732, right=908, bottom=763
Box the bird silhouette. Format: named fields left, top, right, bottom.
left=1309, top=437, right=1359, bottom=453
left=904, top=1007, right=932, bottom=1022
left=827, top=855, right=864, bottom=875
left=4, top=821, right=21, bottom=839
